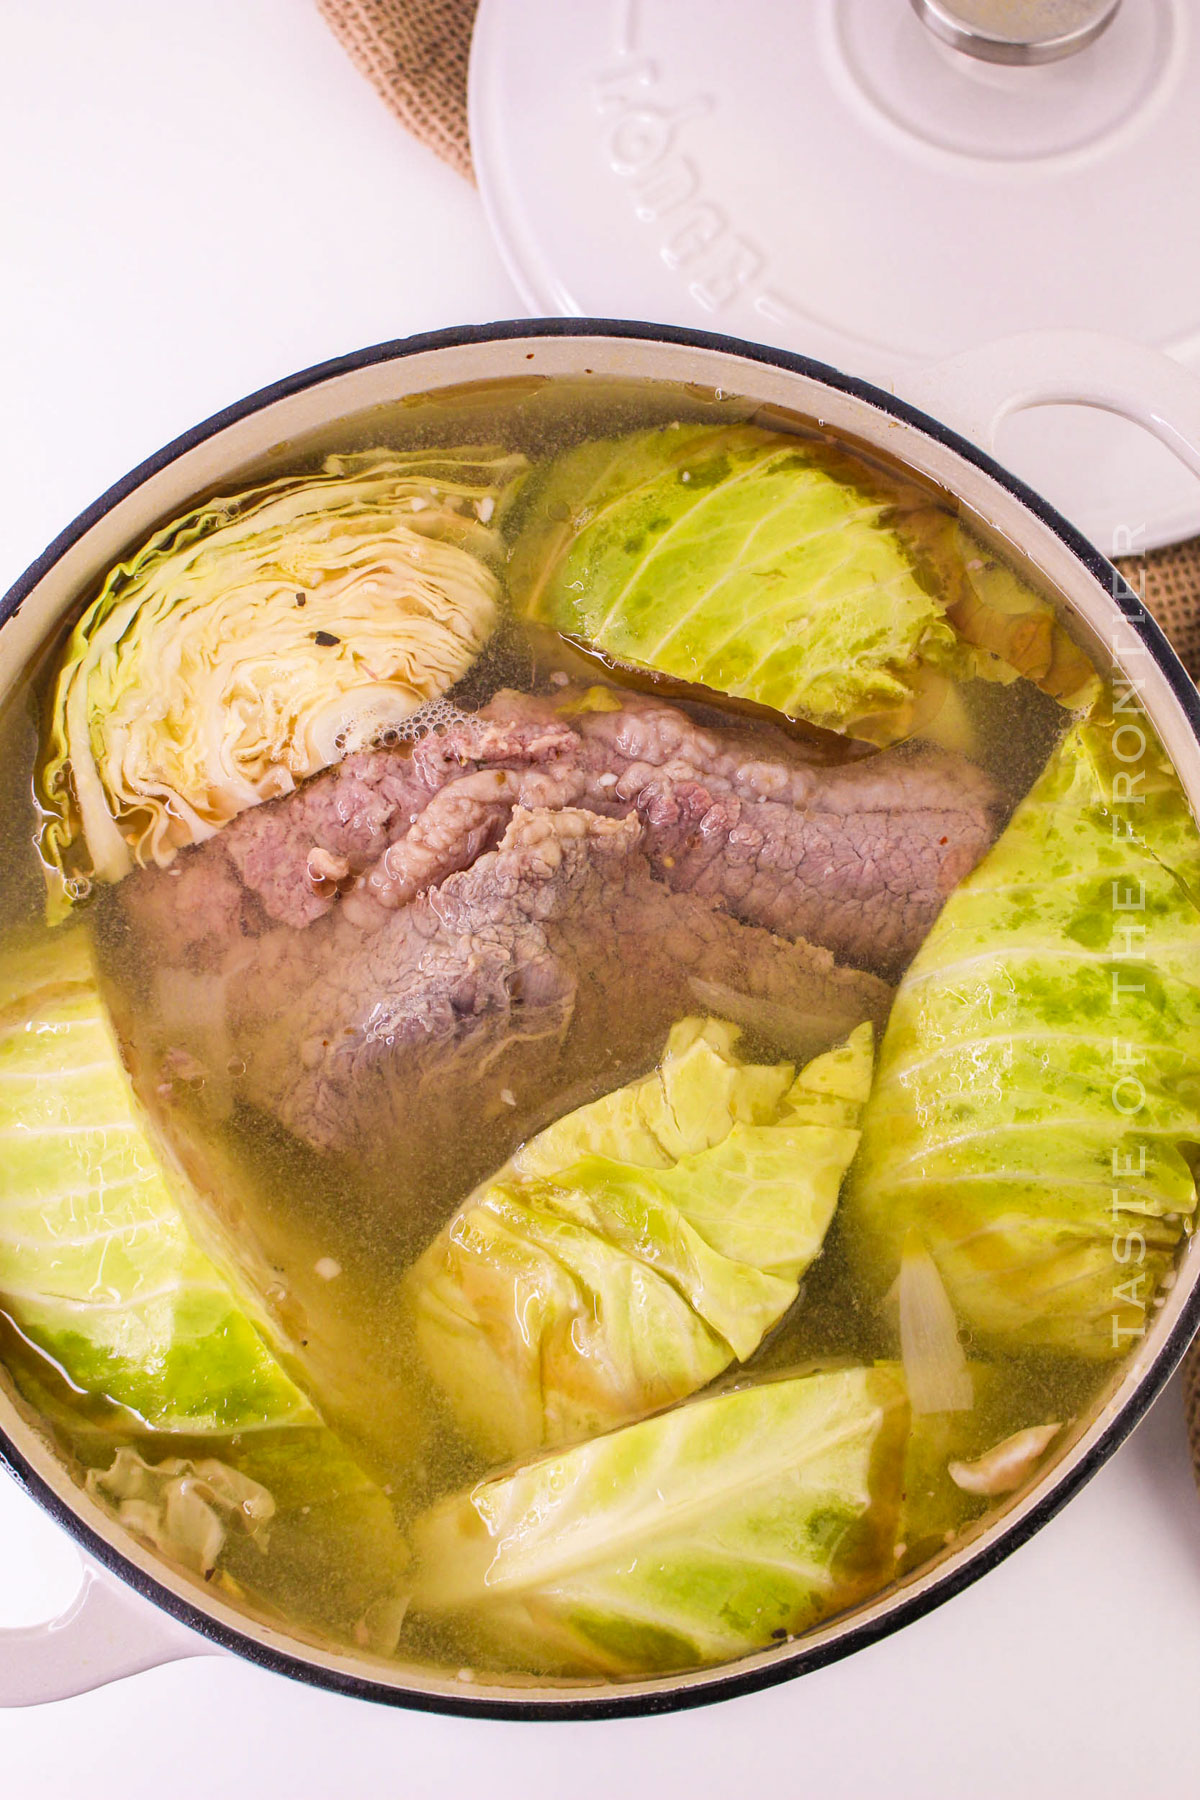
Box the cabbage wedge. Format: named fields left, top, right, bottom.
left=847, top=711, right=1200, bottom=1358
left=508, top=423, right=1092, bottom=744
left=409, top=1365, right=908, bottom=1676
left=0, top=933, right=310, bottom=1433
left=0, top=931, right=408, bottom=1641
left=406, top=1016, right=873, bottom=1459
left=38, top=447, right=526, bottom=914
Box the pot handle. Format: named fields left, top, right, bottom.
left=894, top=329, right=1200, bottom=502
left=0, top=1558, right=217, bottom=1707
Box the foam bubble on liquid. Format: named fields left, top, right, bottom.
left=389, top=695, right=473, bottom=743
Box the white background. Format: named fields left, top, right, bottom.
left=2, top=5, right=1199, bottom=1795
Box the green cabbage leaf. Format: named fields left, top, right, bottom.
left=406, top=1016, right=873, bottom=1459
left=409, top=1364, right=908, bottom=1676
left=846, top=711, right=1200, bottom=1358
left=0, top=932, right=312, bottom=1431
left=0, top=930, right=408, bottom=1642
left=509, top=423, right=1093, bottom=745
left=509, top=423, right=958, bottom=743
left=38, top=447, right=526, bottom=914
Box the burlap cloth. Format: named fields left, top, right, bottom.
left=318, top=0, right=1200, bottom=1466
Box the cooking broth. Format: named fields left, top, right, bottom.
left=0, top=375, right=1186, bottom=1685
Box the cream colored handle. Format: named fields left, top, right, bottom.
left=0, top=1560, right=217, bottom=1707
left=896, top=329, right=1200, bottom=491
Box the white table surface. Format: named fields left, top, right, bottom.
left=2, top=5, right=1199, bottom=1794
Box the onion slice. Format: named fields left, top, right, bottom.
left=948, top=1423, right=1062, bottom=1497
left=897, top=1230, right=974, bottom=1415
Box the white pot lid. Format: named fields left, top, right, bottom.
left=469, top=0, right=1200, bottom=552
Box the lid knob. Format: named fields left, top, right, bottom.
left=910, top=0, right=1122, bottom=64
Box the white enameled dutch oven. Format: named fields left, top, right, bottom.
left=3, top=319, right=1200, bottom=1716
